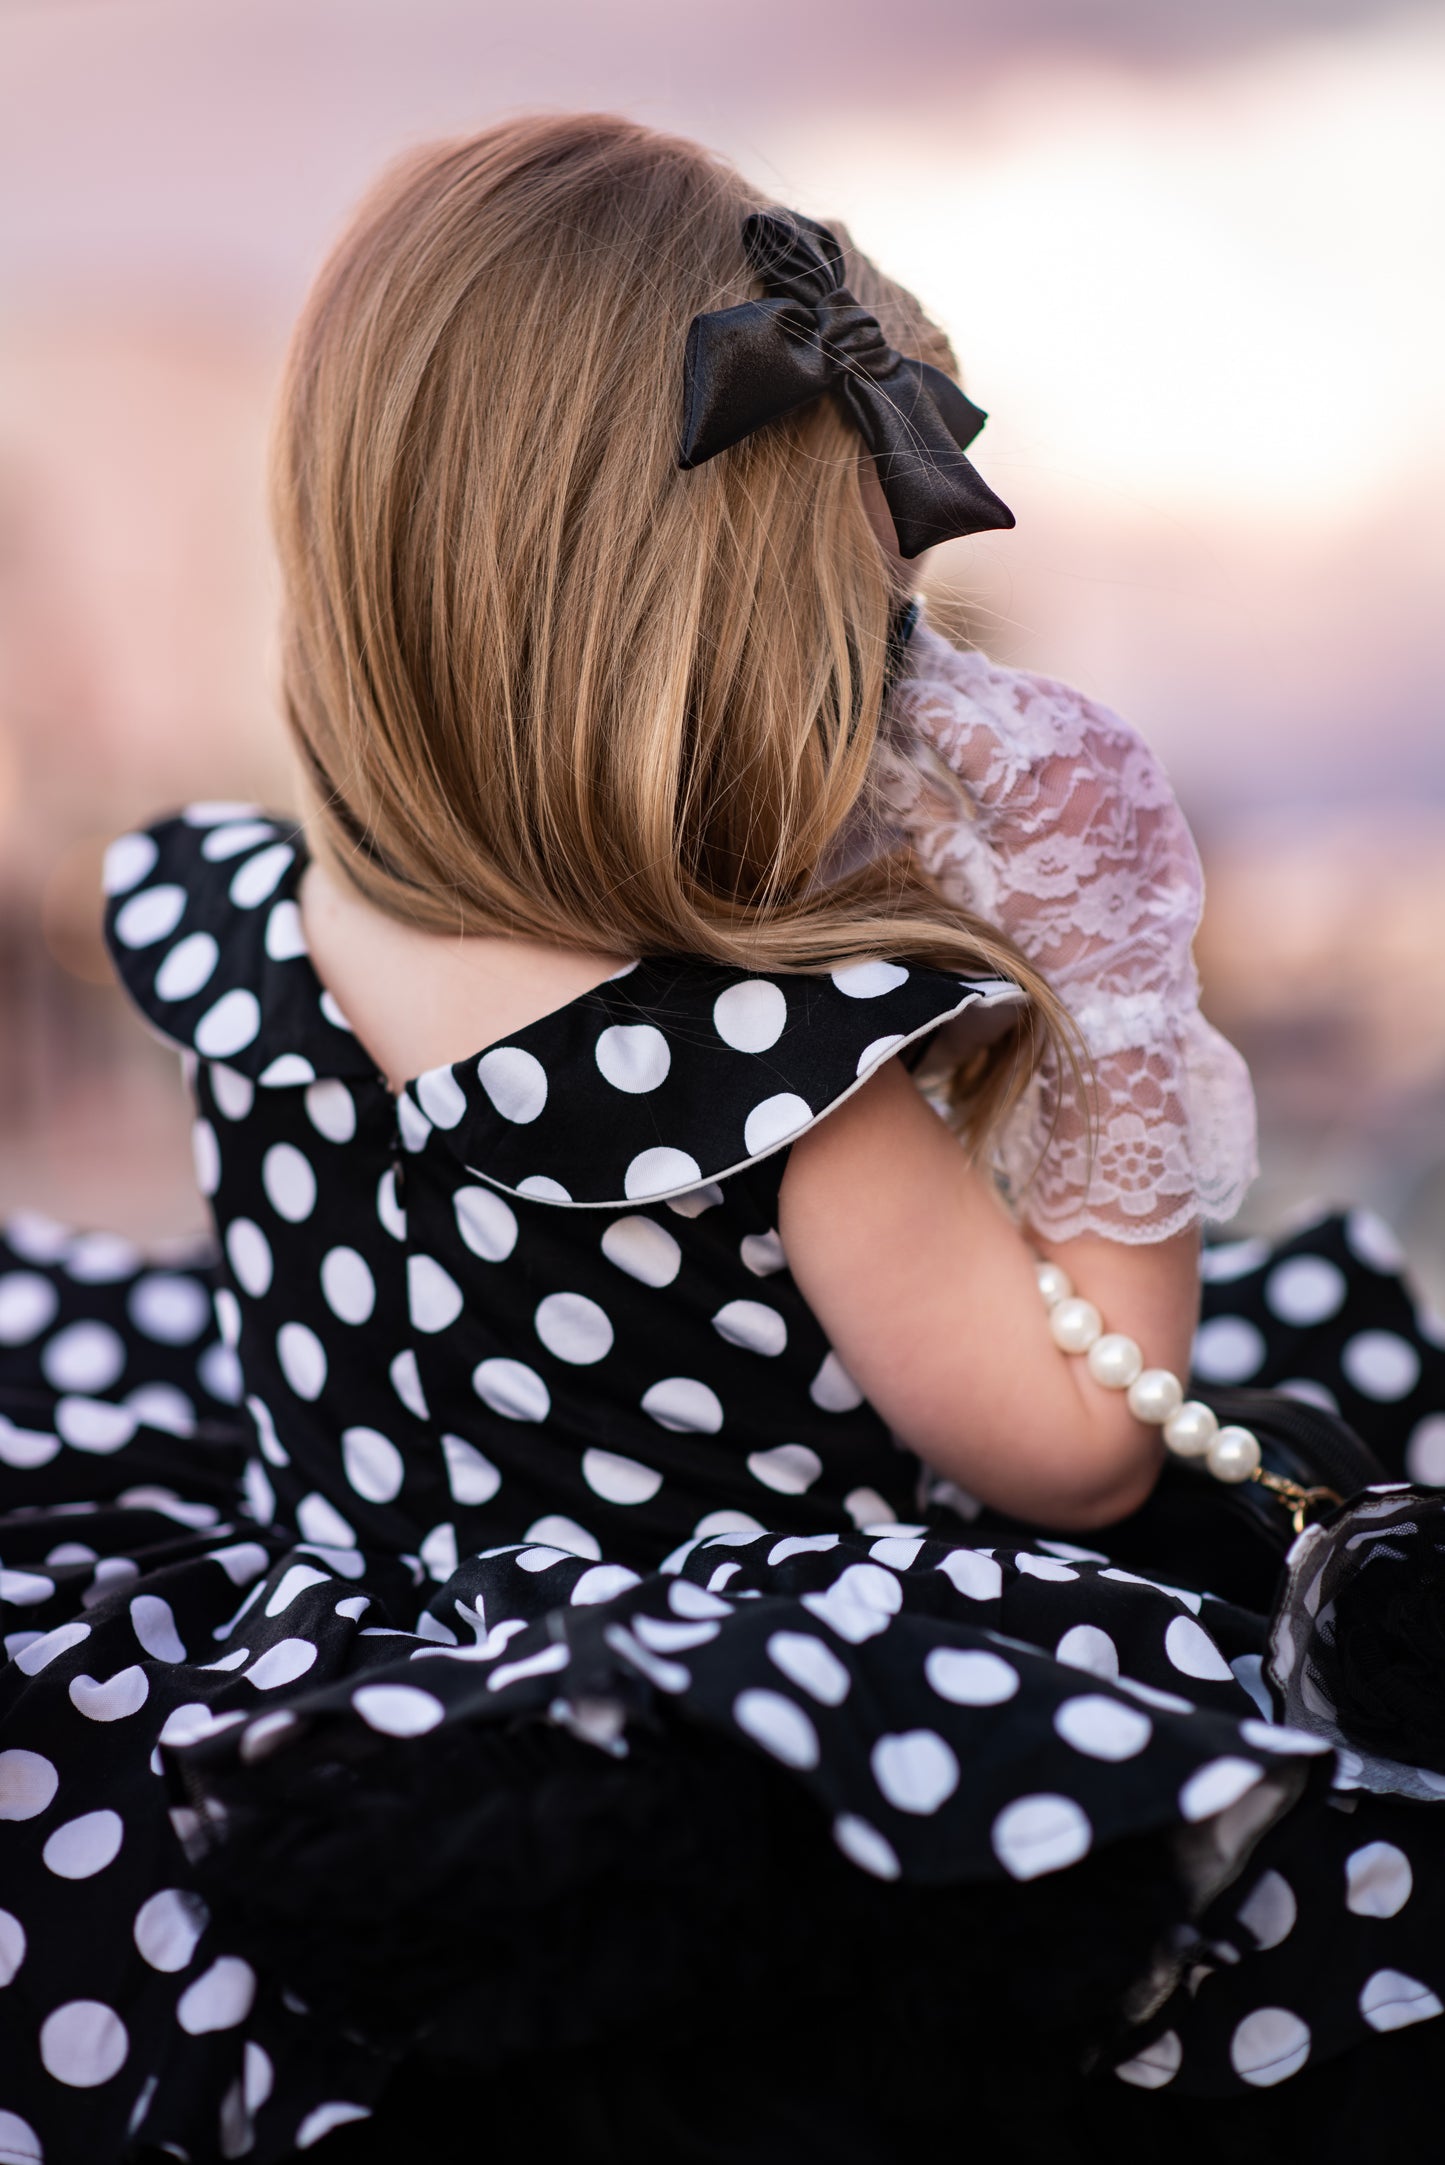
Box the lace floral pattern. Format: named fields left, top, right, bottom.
left=876, top=618, right=1258, bottom=1243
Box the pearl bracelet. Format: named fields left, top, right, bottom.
left=1034, top=1260, right=1262, bottom=1486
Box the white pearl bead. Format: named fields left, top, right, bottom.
left=1035, top=1261, right=1074, bottom=1309
left=1207, top=1426, right=1262, bottom=1484
left=1049, top=1297, right=1102, bottom=1355
left=1086, top=1333, right=1143, bottom=1390
left=1163, top=1400, right=1219, bottom=1459
left=1127, top=1368, right=1184, bottom=1426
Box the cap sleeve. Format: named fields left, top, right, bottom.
left=102, top=808, right=376, bottom=1084
left=401, top=955, right=1026, bottom=1208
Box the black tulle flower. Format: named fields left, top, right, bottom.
left=1319, top=1531, right=1445, bottom=1773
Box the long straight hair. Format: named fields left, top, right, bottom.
left=271, top=111, right=1073, bottom=1136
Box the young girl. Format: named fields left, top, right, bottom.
left=3, top=111, right=1444, bottom=2165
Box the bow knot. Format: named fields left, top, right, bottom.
left=678, top=207, right=1014, bottom=559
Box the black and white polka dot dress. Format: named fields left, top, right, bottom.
left=5, top=807, right=1445, bottom=2163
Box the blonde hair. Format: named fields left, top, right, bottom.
left=272, top=111, right=1070, bottom=1135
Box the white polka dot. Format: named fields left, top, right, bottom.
left=453, top=1186, right=518, bottom=1263
left=297, top=2104, right=372, bottom=2148
left=264, top=1566, right=329, bottom=1618
left=733, top=1688, right=820, bottom=1768
left=810, top=1352, right=866, bottom=1415
left=1016, top=1552, right=1080, bottom=1583
left=245, top=1639, right=317, bottom=1691
left=642, top=1377, right=723, bottom=1433
left=1229, top=2007, right=1311, bottom=2086
left=0, top=1908, right=26, bottom=1986
left=201, top=815, right=274, bottom=857
left=665, top=1182, right=722, bottom=1218
left=209, top=1064, right=255, bottom=1121
left=767, top=1630, right=851, bottom=1705
left=441, top=1433, right=502, bottom=1506
left=320, top=989, right=353, bottom=1033
left=1054, top=1694, right=1152, bottom=1761
left=257, top=1143, right=315, bottom=1224
left=39, top=1999, right=129, bottom=2086
left=831, top=959, right=909, bottom=998
left=624, top=1146, right=703, bottom=1200
left=477, top=1045, right=548, bottom=1123
left=937, top=1550, right=1004, bottom=1601
left=695, top=1509, right=766, bottom=1539
left=376, top=1168, right=406, bottom=1242
left=195, top=989, right=262, bottom=1059
left=740, top=1229, right=787, bottom=1276
left=14, top=1622, right=89, bottom=1675
left=177, top=1956, right=257, bottom=2034
left=746, top=1443, right=822, bottom=1495
left=595, top=1022, right=672, bottom=1092
left=69, top=1666, right=149, bottom=1721
left=1055, top=1624, right=1120, bottom=1679
left=800, top=1563, right=903, bottom=1645
left=0, top=1418, right=59, bottom=1470
left=582, top=1448, right=664, bottom=1505
left=126, top=1382, right=196, bottom=1436
left=128, top=1273, right=210, bottom=1345
left=991, top=1793, right=1093, bottom=1879
left=295, top=1492, right=355, bottom=1547
left=1199, top=1237, right=1270, bottom=1282
left=1191, top=1314, right=1266, bottom=1384
left=713, top=980, right=787, bottom=1052
left=1359, top=1969, right=1444, bottom=2033
left=321, top=1246, right=375, bottom=1325
left=265, top=897, right=307, bottom=960
left=536, top=1291, right=614, bottom=1364
left=277, top=1321, right=327, bottom=1400
left=408, top=1254, right=464, bottom=1333
left=713, top=1299, right=787, bottom=1356
left=833, top=1814, right=902, bottom=1880
left=516, top=1175, right=571, bottom=1202
left=857, top=1033, right=905, bottom=1075
left=743, top=1092, right=813, bottom=1156
left=390, top=1099, right=428, bottom=1160
left=474, top=1357, right=550, bottom=1422
left=130, top=1593, right=186, bottom=1661
left=65, top=1231, right=140, bottom=1283
left=42, top=1321, right=125, bottom=1393
left=114, top=883, right=186, bottom=949
left=568, top=1564, right=640, bottom=1606
left=1180, top=1756, right=1265, bottom=1821
left=1277, top=1378, right=1339, bottom=1413
left=416, top=1066, right=467, bottom=1129
left=353, top=1683, right=446, bottom=1737
left=1, top=1565, right=53, bottom=1607
left=1265, top=1255, right=1347, bottom=1326
left=225, top=1219, right=273, bottom=1300
left=1236, top=1869, right=1297, bottom=1949
left=1238, top=1719, right=1331, bottom=1757
left=103, top=831, right=158, bottom=894
left=154, top=931, right=219, bottom=1001
left=304, top=1079, right=356, bottom=1143
left=245, top=1458, right=277, bottom=1522
left=191, top=1120, right=221, bottom=1198
left=1345, top=1840, right=1413, bottom=1917
left=0, top=1271, right=58, bottom=1345
left=387, top=1348, right=428, bottom=1422
left=871, top=1729, right=959, bottom=1814
left=925, top=1646, right=1019, bottom=1705
left=43, top=1809, right=124, bottom=1879
left=1342, top=1330, right=1420, bottom=1401
left=1406, top=1414, right=1445, bottom=1485
left=1346, top=1209, right=1404, bottom=1273
left=601, top=1215, right=681, bottom=1286
left=341, top=1426, right=404, bottom=1504
left=1164, top=1615, right=1234, bottom=1681
left=524, top=1514, right=602, bottom=1559
left=0, top=1748, right=59, bottom=1820
left=1113, top=2031, right=1182, bottom=2090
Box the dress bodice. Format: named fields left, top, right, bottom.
left=103, top=807, right=1024, bottom=1571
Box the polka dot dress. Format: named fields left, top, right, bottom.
left=4, top=809, right=1445, bottom=2161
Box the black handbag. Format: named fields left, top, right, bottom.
left=1099, top=1387, right=1390, bottom=1611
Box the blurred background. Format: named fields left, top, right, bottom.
left=1, top=0, right=1442, bottom=1276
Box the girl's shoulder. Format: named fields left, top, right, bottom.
left=100, top=805, right=1024, bottom=1207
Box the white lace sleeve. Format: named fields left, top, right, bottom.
left=878, top=619, right=1258, bottom=1243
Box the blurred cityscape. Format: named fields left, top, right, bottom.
left=2, top=0, right=1443, bottom=1284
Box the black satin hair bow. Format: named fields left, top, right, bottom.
left=678, top=208, right=1015, bottom=559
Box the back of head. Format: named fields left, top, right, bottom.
left=272, top=111, right=1060, bottom=1125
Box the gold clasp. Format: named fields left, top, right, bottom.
left=1252, top=1468, right=1343, bottom=1535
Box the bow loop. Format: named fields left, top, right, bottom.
left=678, top=205, right=1014, bottom=558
